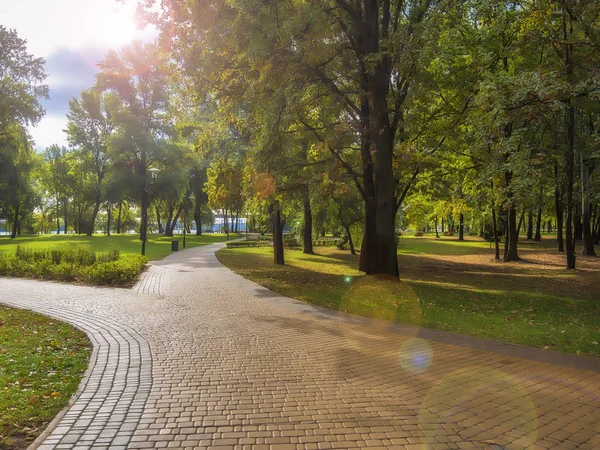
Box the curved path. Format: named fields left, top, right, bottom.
left=1, top=242, right=599, bottom=450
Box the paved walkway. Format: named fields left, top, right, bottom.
left=1, top=243, right=599, bottom=450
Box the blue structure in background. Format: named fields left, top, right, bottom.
left=172, top=216, right=248, bottom=234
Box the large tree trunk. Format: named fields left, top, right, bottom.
left=194, top=209, right=202, bottom=235
left=504, top=206, right=520, bottom=262
left=271, top=202, right=284, bottom=265
left=10, top=203, right=19, bottom=239
left=365, top=70, right=398, bottom=277
left=88, top=197, right=101, bottom=236
left=165, top=204, right=183, bottom=237
left=302, top=185, right=314, bottom=254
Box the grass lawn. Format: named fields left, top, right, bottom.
left=0, top=306, right=91, bottom=449
left=0, top=233, right=230, bottom=261
left=216, top=236, right=600, bottom=358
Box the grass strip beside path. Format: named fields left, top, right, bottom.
left=216, top=239, right=600, bottom=358
left=0, top=233, right=230, bottom=262
left=0, top=306, right=91, bottom=449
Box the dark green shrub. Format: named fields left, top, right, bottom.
left=0, top=246, right=146, bottom=287
left=312, top=239, right=338, bottom=247
left=81, top=255, right=147, bottom=286
left=225, top=241, right=271, bottom=248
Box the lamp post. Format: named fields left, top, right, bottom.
left=141, top=167, right=160, bottom=256
left=183, top=192, right=195, bottom=249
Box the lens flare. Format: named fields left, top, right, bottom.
left=398, top=338, right=433, bottom=374
left=419, top=367, right=538, bottom=448
left=337, top=275, right=422, bottom=358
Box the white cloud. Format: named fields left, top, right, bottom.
left=29, top=115, right=68, bottom=151
left=1, top=0, right=157, bottom=58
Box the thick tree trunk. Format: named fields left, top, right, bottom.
left=116, top=201, right=122, bottom=234
left=504, top=206, right=520, bottom=262
left=88, top=198, right=101, bottom=236
left=194, top=209, right=202, bottom=235
left=534, top=206, right=542, bottom=242
left=359, top=200, right=377, bottom=273
left=10, top=204, right=19, bottom=239
left=165, top=205, right=183, bottom=237
left=458, top=213, right=464, bottom=241
left=302, top=186, right=314, bottom=254
left=271, top=203, right=284, bottom=265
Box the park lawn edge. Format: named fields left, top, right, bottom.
left=215, top=245, right=600, bottom=358
left=0, top=306, right=92, bottom=449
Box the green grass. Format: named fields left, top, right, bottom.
left=0, top=306, right=91, bottom=449
left=216, top=238, right=600, bottom=358
left=0, top=233, right=230, bottom=261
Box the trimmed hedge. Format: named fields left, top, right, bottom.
left=0, top=245, right=147, bottom=286
left=226, top=241, right=272, bottom=248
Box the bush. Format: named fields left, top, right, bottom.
left=81, top=255, right=147, bottom=286
left=0, top=245, right=146, bottom=286
left=312, top=239, right=338, bottom=247
left=226, top=241, right=271, bottom=248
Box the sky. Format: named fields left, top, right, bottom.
left=1, top=0, right=157, bottom=150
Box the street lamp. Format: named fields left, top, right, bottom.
left=183, top=192, right=195, bottom=249
left=141, top=167, right=160, bottom=256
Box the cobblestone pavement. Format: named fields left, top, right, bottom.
left=1, top=242, right=599, bottom=450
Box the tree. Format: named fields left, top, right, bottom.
left=42, top=145, right=71, bottom=234
left=0, top=26, right=48, bottom=131
left=0, top=124, right=38, bottom=237
left=97, top=41, right=171, bottom=249
left=65, top=90, right=115, bottom=235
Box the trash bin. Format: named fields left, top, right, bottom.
left=171, top=240, right=179, bottom=251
